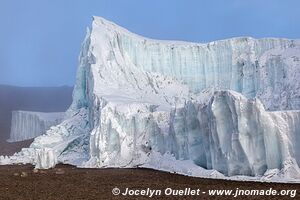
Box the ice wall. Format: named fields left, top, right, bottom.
left=76, top=17, right=300, bottom=178
left=8, top=111, right=64, bottom=142
left=200, top=91, right=300, bottom=177
left=90, top=17, right=300, bottom=111
left=1, top=17, right=300, bottom=182
left=86, top=90, right=300, bottom=178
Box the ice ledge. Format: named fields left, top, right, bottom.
left=91, top=16, right=300, bottom=46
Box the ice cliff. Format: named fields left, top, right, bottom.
left=1, top=17, right=300, bottom=182
left=7, top=111, right=64, bottom=142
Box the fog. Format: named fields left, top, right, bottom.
left=0, top=85, right=73, bottom=155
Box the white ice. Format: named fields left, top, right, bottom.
left=1, top=17, right=300, bottom=183
left=8, top=111, right=64, bottom=142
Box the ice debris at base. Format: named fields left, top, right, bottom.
left=1, top=17, right=300, bottom=183
left=7, top=111, right=65, bottom=142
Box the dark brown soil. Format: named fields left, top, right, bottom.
left=0, top=164, right=299, bottom=200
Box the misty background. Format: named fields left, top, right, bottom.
left=0, top=0, right=300, bottom=87
left=0, top=85, right=72, bottom=155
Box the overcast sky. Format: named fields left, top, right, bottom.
left=0, top=0, right=299, bottom=87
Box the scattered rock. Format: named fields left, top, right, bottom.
left=55, top=168, right=65, bottom=175
left=33, top=168, right=39, bottom=173
left=20, top=172, right=28, bottom=177
left=13, top=172, right=19, bottom=176
left=39, top=170, right=47, bottom=174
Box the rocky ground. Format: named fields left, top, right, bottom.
left=0, top=164, right=298, bottom=200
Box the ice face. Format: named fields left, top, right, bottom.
left=8, top=111, right=64, bottom=142
left=79, top=17, right=300, bottom=178
left=1, top=17, right=300, bottom=182
left=86, top=90, right=300, bottom=178
left=89, top=17, right=300, bottom=111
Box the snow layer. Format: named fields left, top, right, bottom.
left=1, top=17, right=300, bottom=182
left=8, top=111, right=64, bottom=142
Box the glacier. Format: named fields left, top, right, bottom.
left=7, top=111, right=64, bottom=142
left=1, top=16, right=300, bottom=182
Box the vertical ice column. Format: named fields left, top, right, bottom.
left=8, top=111, right=64, bottom=142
